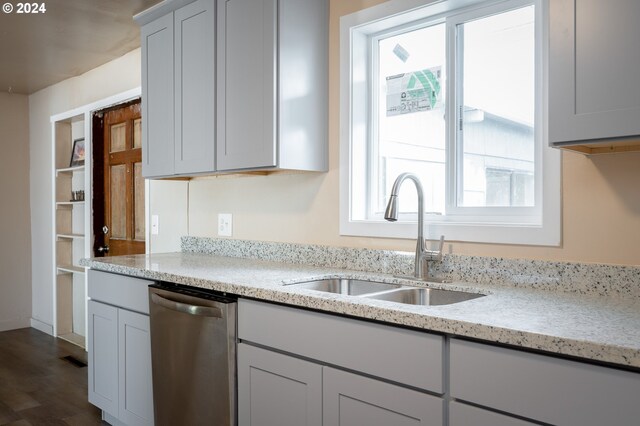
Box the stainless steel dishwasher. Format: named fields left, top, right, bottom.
left=149, top=283, right=237, bottom=426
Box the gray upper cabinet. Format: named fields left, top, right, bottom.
left=138, top=0, right=327, bottom=177
left=174, top=0, right=216, bottom=175
left=549, top=0, right=640, bottom=152
left=141, top=13, right=175, bottom=177
left=138, top=0, right=216, bottom=178
left=216, top=0, right=328, bottom=172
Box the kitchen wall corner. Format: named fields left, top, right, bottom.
left=0, top=91, right=31, bottom=331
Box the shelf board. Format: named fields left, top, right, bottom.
left=57, top=264, right=86, bottom=275
left=57, top=332, right=86, bottom=349
left=55, top=165, right=85, bottom=176
left=56, top=201, right=85, bottom=208
left=56, top=233, right=85, bottom=240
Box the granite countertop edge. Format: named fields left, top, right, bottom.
left=81, top=253, right=640, bottom=370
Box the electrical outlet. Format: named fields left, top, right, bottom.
left=152, top=215, right=159, bottom=235
left=218, top=213, right=232, bottom=237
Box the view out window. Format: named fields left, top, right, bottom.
left=340, top=0, right=561, bottom=245
left=457, top=6, right=535, bottom=208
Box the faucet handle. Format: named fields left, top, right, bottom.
left=425, top=235, right=445, bottom=261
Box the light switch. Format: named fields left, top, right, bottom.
left=152, top=215, right=159, bottom=235
left=218, top=213, right=232, bottom=237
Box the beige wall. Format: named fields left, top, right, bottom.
left=29, top=49, right=143, bottom=331
left=0, top=93, right=32, bottom=331
left=182, top=0, right=640, bottom=266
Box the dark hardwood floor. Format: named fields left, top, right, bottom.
left=0, top=328, right=105, bottom=425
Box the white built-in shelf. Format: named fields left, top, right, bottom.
left=57, top=264, right=86, bottom=275
left=56, top=233, right=85, bottom=240
left=56, top=201, right=86, bottom=208
left=55, top=165, right=85, bottom=176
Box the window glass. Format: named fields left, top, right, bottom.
left=458, top=6, right=535, bottom=207
left=340, top=0, right=560, bottom=245
left=375, top=24, right=446, bottom=216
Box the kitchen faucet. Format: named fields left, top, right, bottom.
left=384, top=172, right=445, bottom=282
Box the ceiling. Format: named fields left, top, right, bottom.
left=0, top=0, right=162, bottom=94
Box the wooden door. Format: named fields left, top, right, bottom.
left=102, top=102, right=145, bottom=256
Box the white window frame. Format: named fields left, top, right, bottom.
left=339, top=0, right=561, bottom=246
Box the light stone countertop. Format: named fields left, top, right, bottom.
left=82, top=252, right=640, bottom=369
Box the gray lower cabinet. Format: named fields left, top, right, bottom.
left=138, top=0, right=215, bottom=178
left=450, top=338, right=640, bottom=426
left=87, top=270, right=154, bottom=426
left=88, top=301, right=154, bottom=426
left=88, top=300, right=119, bottom=415
left=237, top=299, right=444, bottom=426
left=549, top=0, right=640, bottom=146
left=238, top=343, right=322, bottom=426
left=237, top=343, right=441, bottom=426
left=323, top=367, right=443, bottom=426
left=449, top=402, right=536, bottom=426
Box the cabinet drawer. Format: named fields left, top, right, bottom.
left=450, top=339, right=640, bottom=426
left=88, top=270, right=154, bottom=314
left=238, top=299, right=443, bottom=393
left=450, top=402, right=535, bottom=426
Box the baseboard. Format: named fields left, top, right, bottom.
left=103, top=411, right=127, bottom=426
left=0, top=317, right=31, bottom=332
left=30, top=318, right=54, bottom=336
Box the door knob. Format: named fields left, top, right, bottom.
left=97, top=245, right=110, bottom=254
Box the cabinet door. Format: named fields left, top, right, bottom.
left=450, top=402, right=536, bottom=426
left=323, top=367, right=443, bottom=426
left=450, top=339, right=640, bottom=426
left=174, top=0, right=216, bottom=175
left=88, top=301, right=119, bottom=415
left=141, top=13, right=175, bottom=177
left=549, top=0, right=640, bottom=144
left=238, top=343, right=322, bottom=426
left=217, top=0, right=277, bottom=171
left=118, top=309, right=154, bottom=426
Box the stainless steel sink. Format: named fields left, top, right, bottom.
left=288, top=279, right=402, bottom=295
left=365, top=287, right=484, bottom=306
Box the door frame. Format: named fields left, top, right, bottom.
left=87, top=88, right=150, bottom=258
left=93, top=98, right=145, bottom=257
left=49, top=87, right=148, bottom=340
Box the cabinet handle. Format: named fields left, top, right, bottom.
left=151, top=293, right=222, bottom=318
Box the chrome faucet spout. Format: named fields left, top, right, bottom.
left=384, top=173, right=444, bottom=281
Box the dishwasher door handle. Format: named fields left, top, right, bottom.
left=151, top=293, right=223, bottom=318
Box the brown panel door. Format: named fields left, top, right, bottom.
left=102, top=102, right=145, bottom=257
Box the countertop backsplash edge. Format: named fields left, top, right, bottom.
left=181, top=236, right=640, bottom=298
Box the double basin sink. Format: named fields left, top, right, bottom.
left=288, top=278, right=484, bottom=306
